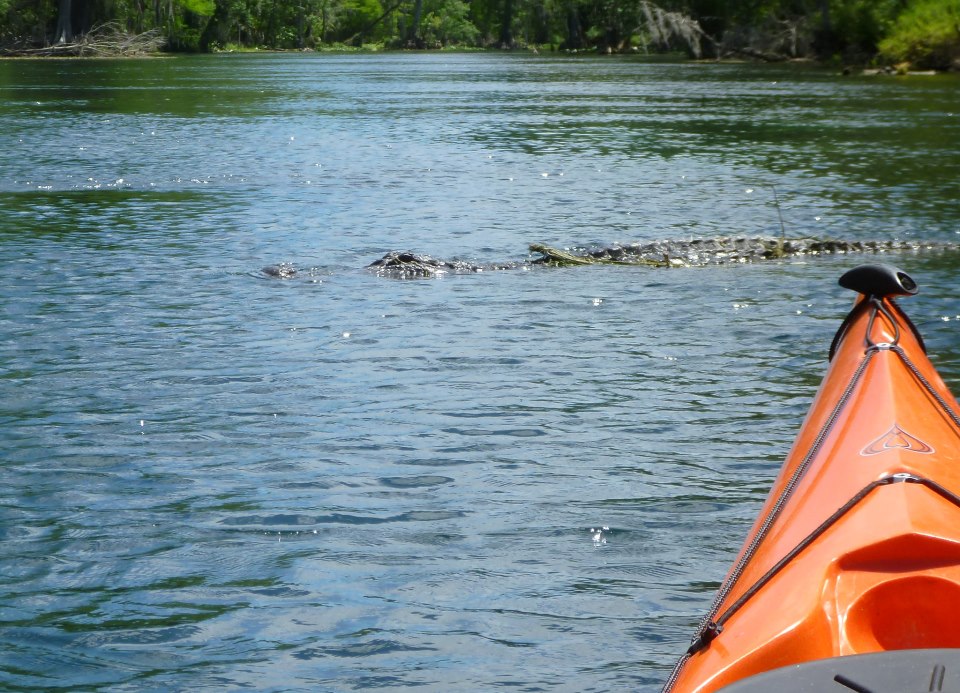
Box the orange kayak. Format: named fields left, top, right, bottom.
left=663, top=264, right=960, bottom=693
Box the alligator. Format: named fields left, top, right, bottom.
left=261, top=236, right=958, bottom=280
left=262, top=262, right=299, bottom=278
left=366, top=251, right=491, bottom=279
left=365, top=236, right=956, bottom=278
left=260, top=263, right=330, bottom=281
left=530, top=237, right=955, bottom=268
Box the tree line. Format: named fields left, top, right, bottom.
left=1, top=0, right=958, bottom=68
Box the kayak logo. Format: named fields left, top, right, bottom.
left=861, top=424, right=935, bottom=456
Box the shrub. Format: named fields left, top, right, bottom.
left=878, top=0, right=960, bottom=69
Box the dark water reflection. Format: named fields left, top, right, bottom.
left=1, top=53, right=960, bottom=691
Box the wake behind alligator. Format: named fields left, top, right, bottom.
left=263, top=236, right=958, bottom=280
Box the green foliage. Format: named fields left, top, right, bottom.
left=879, top=0, right=960, bottom=68
left=179, top=0, right=217, bottom=17
left=829, top=0, right=901, bottom=57
left=0, top=0, right=55, bottom=43
left=336, top=0, right=384, bottom=41
left=420, top=0, right=479, bottom=45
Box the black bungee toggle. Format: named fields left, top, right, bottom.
left=686, top=621, right=723, bottom=656
left=838, top=263, right=918, bottom=298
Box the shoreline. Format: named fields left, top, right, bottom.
left=0, top=44, right=956, bottom=76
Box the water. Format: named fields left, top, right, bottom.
left=2, top=53, right=960, bottom=691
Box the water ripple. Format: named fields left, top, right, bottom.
left=1, top=54, right=959, bottom=692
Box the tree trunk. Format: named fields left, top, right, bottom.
left=199, top=0, right=230, bottom=51
left=133, top=0, right=145, bottom=33
left=297, top=4, right=304, bottom=48
left=533, top=1, right=548, bottom=45
left=564, top=5, right=582, bottom=49
left=54, top=0, right=73, bottom=44
left=408, top=0, right=424, bottom=46
left=819, top=0, right=831, bottom=32
left=499, top=0, right=514, bottom=47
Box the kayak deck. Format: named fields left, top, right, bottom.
left=664, top=265, right=960, bottom=693
left=720, top=649, right=960, bottom=693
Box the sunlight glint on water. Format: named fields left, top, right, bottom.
left=1, top=53, right=959, bottom=691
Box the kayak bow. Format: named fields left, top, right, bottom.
left=664, top=264, right=960, bottom=693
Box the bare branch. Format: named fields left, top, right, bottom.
left=637, top=1, right=714, bottom=58
left=2, top=22, right=166, bottom=57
